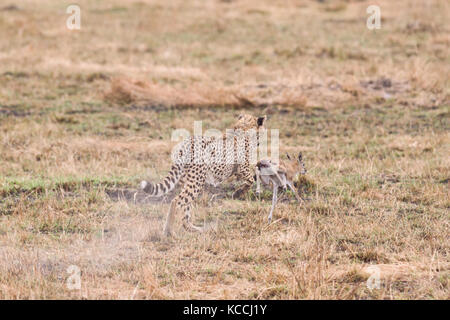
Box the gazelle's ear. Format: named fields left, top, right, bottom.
left=286, top=153, right=291, bottom=160
left=257, top=115, right=266, bottom=127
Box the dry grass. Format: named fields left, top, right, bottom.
left=0, top=0, right=449, bottom=299
left=104, top=76, right=309, bottom=108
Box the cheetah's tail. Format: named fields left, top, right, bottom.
left=140, top=164, right=183, bottom=197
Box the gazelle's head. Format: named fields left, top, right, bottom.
left=286, top=152, right=307, bottom=175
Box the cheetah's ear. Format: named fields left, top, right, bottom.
left=257, top=115, right=266, bottom=127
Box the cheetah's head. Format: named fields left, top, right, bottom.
left=233, top=114, right=266, bottom=131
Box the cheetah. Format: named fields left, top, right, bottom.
left=139, top=114, right=266, bottom=236
left=255, top=152, right=307, bottom=223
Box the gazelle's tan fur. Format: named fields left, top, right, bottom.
left=255, top=152, right=306, bottom=223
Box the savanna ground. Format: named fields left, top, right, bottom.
left=0, top=0, right=449, bottom=299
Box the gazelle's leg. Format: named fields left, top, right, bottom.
left=255, top=168, right=261, bottom=199
left=280, top=173, right=287, bottom=191
left=286, top=180, right=301, bottom=202
left=268, top=183, right=278, bottom=223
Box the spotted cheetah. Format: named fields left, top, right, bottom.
left=140, top=114, right=266, bottom=236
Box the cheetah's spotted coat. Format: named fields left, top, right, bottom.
left=140, top=114, right=266, bottom=236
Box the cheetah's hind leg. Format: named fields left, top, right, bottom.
left=180, top=201, right=204, bottom=233
left=163, top=200, right=177, bottom=237
left=176, top=165, right=207, bottom=234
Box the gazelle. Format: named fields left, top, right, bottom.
left=255, top=152, right=307, bottom=223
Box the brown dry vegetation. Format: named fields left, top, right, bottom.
left=0, top=0, right=449, bottom=299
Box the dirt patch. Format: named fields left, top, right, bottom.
left=0, top=5, right=20, bottom=11
left=360, top=77, right=410, bottom=97
left=106, top=183, right=237, bottom=205
left=106, top=187, right=174, bottom=204
left=0, top=105, right=31, bottom=118
left=404, top=21, right=440, bottom=34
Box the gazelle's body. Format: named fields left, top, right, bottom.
left=255, top=153, right=306, bottom=223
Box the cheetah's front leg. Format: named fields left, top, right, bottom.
left=232, top=164, right=255, bottom=200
